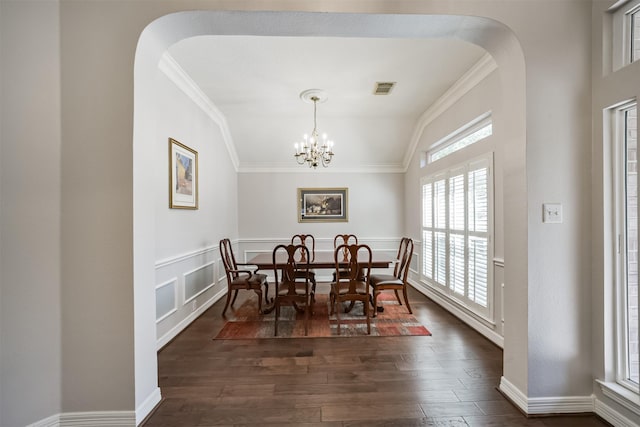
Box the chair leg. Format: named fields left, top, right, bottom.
left=402, top=287, right=412, bottom=314
left=365, top=297, right=371, bottom=335
left=274, top=302, right=280, bottom=336
left=394, top=289, right=402, bottom=305
left=230, top=289, right=239, bottom=307
left=255, top=289, right=263, bottom=314
left=264, top=281, right=271, bottom=304
left=303, top=297, right=309, bottom=336
left=222, top=288, right=233, bottom=316
left=372, top=291, right=379, bottom=318
left=345, top=300, right=356, bottom=313
left=335, top=297, right=341, bottom=335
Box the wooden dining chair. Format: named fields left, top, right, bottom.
left=330, top=243, right=373, bottom=335
left=370, top=237, right=414, bottom=317
left=219, top=238, right=269, bottom=316
left=291, top=234, right=317, bottom=301
left=332, top=234, right=358, bottom=282
left=272, top=244, right=313, bottom=336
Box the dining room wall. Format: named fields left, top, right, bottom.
left=151, top=63, right=239, bottom=349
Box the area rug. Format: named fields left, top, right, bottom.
left=214, top=292, right=431, bottom=339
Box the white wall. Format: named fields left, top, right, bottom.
left=591, top=0, right=640, bottom=423
left=152, top=66, right=239, bottom=349
left=0, top=2, right=62, bottom=426
left=0, top=1, right=611, bottom=425
left=404, top=68, right=506, bottom=344
left=238, top=172, right=404, bottom=240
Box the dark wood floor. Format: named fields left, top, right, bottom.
left=143, top=284, right=610, bottom=427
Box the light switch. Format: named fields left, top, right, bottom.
left=543, top=203, right=562, bottom=223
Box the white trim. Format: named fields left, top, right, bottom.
left=155, top=244, right=218, bottom=269
left=499, top=377, right=594, bottom=415
left=403, top=53, right=497, bottom=171
left=183, top=261, right=215, bottom=304
left=411, top=279, right=503, bottom=347
left=159, top=53, right=240, bottom=171
left=595, top=397, right=640, bottom=427
left=136, top=387, right=162, bottom=426
left=598, top=380, right=640, bottom=416
left=155, top=278, right=178, bottom=323
left=156, top=287, right=225, bottom=350
left=27, top=412, right=137, bottom=427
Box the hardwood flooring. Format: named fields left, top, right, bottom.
left=142, top=285, right=610, bottom=427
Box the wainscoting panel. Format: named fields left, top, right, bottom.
left=184, top=262, right=214, bottom=304
left=155, top=244, right=227, bottom=349
left=155, top=278, right=177, bottom=322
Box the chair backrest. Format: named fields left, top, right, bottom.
left=394, top=237, right=414, bottom=281
left=219, top=238, right=238, bottom=280
left=273, top=244, right=311, bottom=294
left=334, top=234, right=358, bottom=261
left=291, top=234, right=315, bottom=262
left=334, top=243, right=372, bottom=293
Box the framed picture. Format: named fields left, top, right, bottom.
left=298, top=187, right=348, bottom=222
left=169, top=138, right=198, bottom=209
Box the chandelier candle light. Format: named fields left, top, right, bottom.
left=294, top=89, right=335, bottom=168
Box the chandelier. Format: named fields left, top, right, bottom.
left=294, top=89, right=335, bottom=168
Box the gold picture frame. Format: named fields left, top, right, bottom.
left=169, top=138, right=198, bottom=209
left=298, top=187, right=348, bottom=222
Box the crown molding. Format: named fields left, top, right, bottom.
left=402, top=52, right=497, bottom=171
left=159, top=52, right=240, bottom=171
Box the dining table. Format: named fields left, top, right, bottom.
left=246, top=249, right=397, bottom=314
left=246, top=250, right=396, bottom=271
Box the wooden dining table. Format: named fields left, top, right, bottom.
left=246, top=250, right=396, bottom=314
left=246, top=250, right=396, bottom=271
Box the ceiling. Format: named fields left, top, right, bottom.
left=167, top=35, right=488, bottom=172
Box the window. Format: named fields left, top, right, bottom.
left=427, top=113, right=492, bottom=163
left=615, top=101, right=639, bottom=391
left=612, top=0, right=640, bottom=68
left=421, top=153, right=493, bottom=320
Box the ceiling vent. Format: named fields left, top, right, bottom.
left=374, top=82, right=396, bottom=95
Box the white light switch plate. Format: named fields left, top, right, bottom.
left=543, top=203, right=562, bottom=223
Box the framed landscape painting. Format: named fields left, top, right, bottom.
left=298, top=187, right=348, bottom=222
left=169, top=138, right=198, bottom=209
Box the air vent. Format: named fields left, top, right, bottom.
left=374, top=82, right=396, bottom=95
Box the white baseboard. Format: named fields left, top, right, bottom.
left=595, top=398, right=640, bottom=427
left=156, top=288, right=225, bottom=350
left=499, top=376, right=594, bottom=415
left=410, top=279, right=504, bottom=347
left=136, top=387, right=162, bottom=426
left=28, top=411, right=136, bottom=427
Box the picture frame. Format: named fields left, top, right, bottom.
left=298, top=187, right=348, bottom=222
left=169, top=138, right=198, bottom=209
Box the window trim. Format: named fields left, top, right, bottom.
left=426, top=112, right=493, bottom=164
left=613, top=99, right=639, bottom=394
left=420, top=152, right=494, bottom=322
left=611, top=0, right=640, bottom=68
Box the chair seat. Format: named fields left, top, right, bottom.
left=332, top=280, right=368, bottom=295
left=276, top=281, right=310, bottom=296
left=231, top=273, right=267, bottom=287
left=370, top=274, right=403, bottom=287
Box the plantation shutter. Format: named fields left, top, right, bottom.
left=433, top=178, right=447, bottom=286
left=468, top=160, right=490, bottom=307
left=422, top=182, right=433, bottom=279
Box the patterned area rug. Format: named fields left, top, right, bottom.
left=214, top=292, right=431, bottom=339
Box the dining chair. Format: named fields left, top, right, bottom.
left=291, top=234, right=317, bottom=301
left=219, top=238, right=269, bottom=316
left=330, top=243, right=373, bottom=335
left=272, top=244, right=313, bottom=336
left=370, top=237, right=414, bottom=317
left=332, top=234, right=358, bottom=282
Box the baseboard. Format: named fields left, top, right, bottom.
left=28, top=411, right=136, bottom=427
left=136, top=387, right=162, bottom=426
left=499, top=376, right=594, bottom=415
left=410, top=279, right=504, bottom=347
left=595, top=397, right=640, bottom=427
left=156, top=288, right=225, bottom=350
